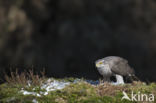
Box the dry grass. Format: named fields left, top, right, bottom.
left=0, top=76, right=155, bottom=103
left=4, top=69, right=46, bottom=86
left=96, top=81, right=155, bottom=98
left=96, top=83, right=127, bottom=96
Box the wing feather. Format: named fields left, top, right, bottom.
left=111, top=59, right=131, bottom=76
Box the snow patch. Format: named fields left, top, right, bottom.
left=20, top=78, right=121, bottom=97
left=20, top=79, right=70, bottom=97
left=20, top=89, right=41, bottom=97
left=41, top=79, right=70, bottom=92
left=32, top=99, right=38, bottom=103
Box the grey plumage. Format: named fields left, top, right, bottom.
left=95, top=56, right=135, bottom=84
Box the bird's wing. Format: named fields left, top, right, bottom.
left=111, top=59, right=130, bottom=76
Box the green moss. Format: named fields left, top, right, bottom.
left=0, top=84, right=20, bottom=99
left=115, top=92, right=136, bottom=103
left=79, top=96, right=114, bottom=103
left=44, top=82, right=97, bottom=103
left=0, top=79, right=156, bottom=103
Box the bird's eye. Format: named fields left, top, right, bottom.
left=99, top=62, right=103, bottom=64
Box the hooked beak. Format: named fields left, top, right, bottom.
left=96, top=63, right=99, bottom=67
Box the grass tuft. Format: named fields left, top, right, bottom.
left=0, top=70, right=156, bottom=103
left=4, top=69, right=46, bottom=87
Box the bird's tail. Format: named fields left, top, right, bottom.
left=126, top=74, right=140, bottom=83
left=131, top=75, right=140, bottom=81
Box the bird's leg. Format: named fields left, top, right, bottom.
left=103, top=76, right=111, bottom=83
left=115, top=74, right=124, bottom=84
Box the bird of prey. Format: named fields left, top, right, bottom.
left=95, top=56, right=135, bottom=84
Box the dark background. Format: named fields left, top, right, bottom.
left=0, top=0, right=156, bottom=82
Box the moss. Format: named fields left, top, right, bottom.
left=0, top=84, right=20, bottom=99
left=44, top=82, right=97, bottom=103
left=79, top=96, right=114, bottom=103
left=53, top=77, right=82, bottom=83
left=0, top=79, right=156, bottom=103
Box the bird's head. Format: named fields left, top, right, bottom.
left=95, top=59, right=109, bottom=68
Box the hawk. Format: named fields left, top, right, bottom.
left=95, top=56, right=135, bottom=84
